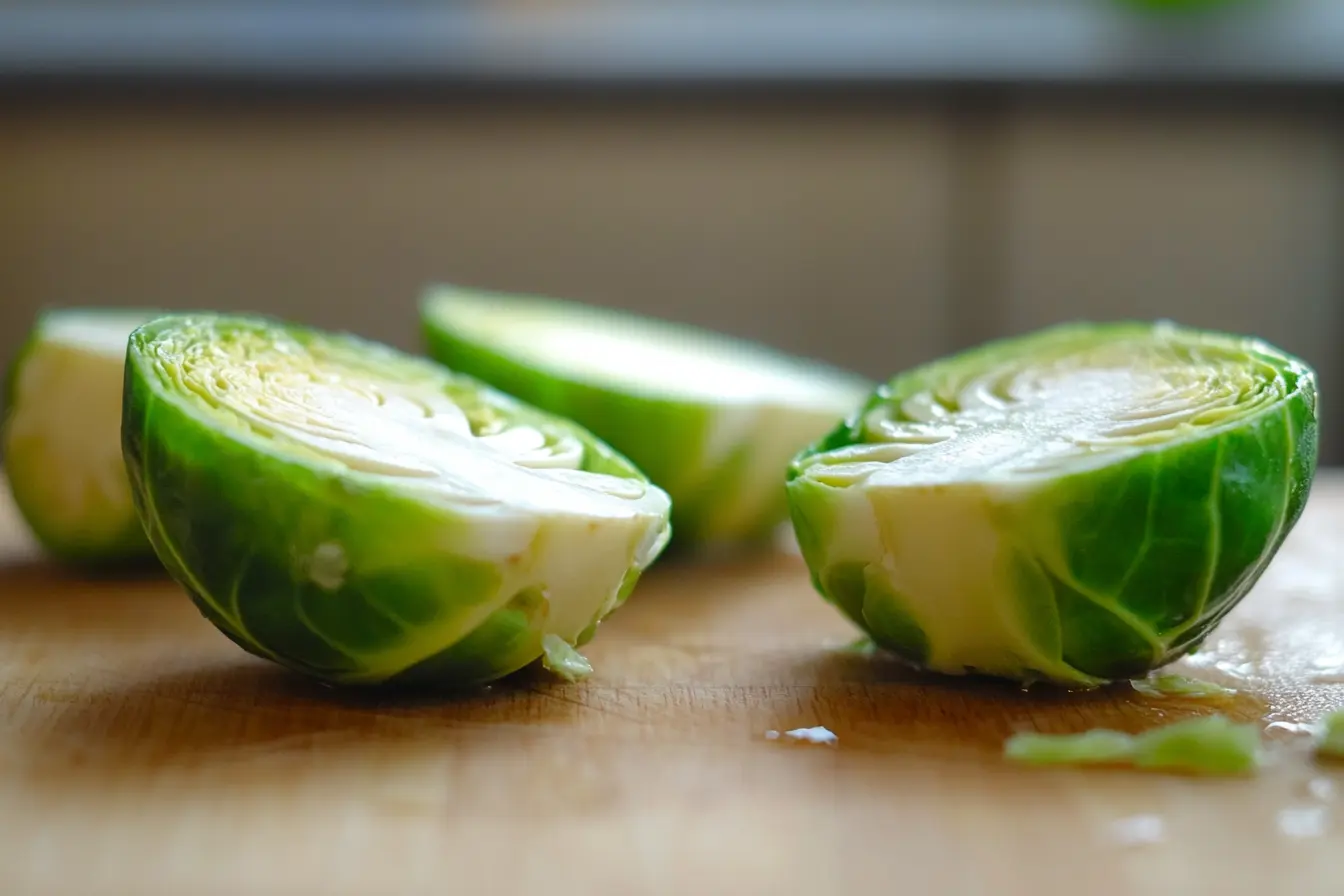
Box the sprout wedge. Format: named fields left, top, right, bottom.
left=122, top=314, right=672, bottom=687
left=3, top=308, right=159, bottom=564
left=787, top=321, right=1317, bottom=687
left=420, top=285, right=872, bottom=549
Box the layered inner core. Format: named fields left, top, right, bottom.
left=145, top=322, right=655, bottom=515
left=801, top=335, right=1287, bottom=486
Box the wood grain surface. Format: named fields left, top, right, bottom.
left=0, top=473, right=1342, bottom=895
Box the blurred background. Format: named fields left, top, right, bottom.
left=1, top=0, right=1341, bottom=458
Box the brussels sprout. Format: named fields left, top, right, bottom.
left=1006, top=715, right=1261, bottom=776
left=122, top=313, right=672, bottom=687
left=787, top=321, right=1317, bottom=687
left=420, top=285, right=872, bottom=549
left=2, top=308, right=160, bottom=564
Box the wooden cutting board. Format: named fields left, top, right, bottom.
left=0, top=472, right=1341, bottom=895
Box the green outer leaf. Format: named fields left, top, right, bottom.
left=786, top=321, right=1318, bottom=686
left=3, top=307, right=162, bottom=566
left=420, top=284, right=871, bottom=548
left=122, top=313, right=671, bottom=688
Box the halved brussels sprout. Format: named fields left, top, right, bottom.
left=420, top=285, right=872, bottom=549
left=3, top=308, right=159, bottom=564
left=121, top=313, right=672, bottom=687
left=787, top=321, right=1317, bottom=687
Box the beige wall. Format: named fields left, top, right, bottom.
left=1, top=94, right=1339, bottom=458
left=0, top=97, right=955, bottom=378
left=997, top=102, right=1342, bottom=413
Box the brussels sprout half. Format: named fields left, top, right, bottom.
left=786, top=321, right=1317, bottom=687
left=420, top=285, right=872, bottom=549
left=122, top=314, right=672, bottom=687
left=3, top=308, right=160, bottom=565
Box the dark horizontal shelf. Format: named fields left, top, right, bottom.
left=0, top=2, right=1342, bottom=87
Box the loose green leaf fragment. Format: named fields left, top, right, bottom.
left=121, top=313, right=672, bottom=688
left=541, top=634, right=594, bottom=683
left=420, top=284, right=872, bottom=549
left=1130, top=715, right=1261, bottom=776
left=840, top=636, right=879, bottom=656
left=787, top=320, right=1318, bottom=686
left=1314, top=711, right=1344, bottom=760
left=2, top=308, right=161, bottom=565
left=1005, top=714, right=1261, bottom=777
left=1004, top=729, right=1137, bottom=767
left=1130, top=674, right=1238, bottom=700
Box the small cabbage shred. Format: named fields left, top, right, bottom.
left=541, top=634, right=595, bottom=683
left=1130, top=674, right=1238, bottom=700
left=840, top=636, right=879, bottom=656
left=1131, top=716, right=1261, bottom=776
left=1005, top=714, right=1261, bottom=776
left=1314, top=710, right=1344, bottom=760
left=1004, top=729, right=1136, bottom=766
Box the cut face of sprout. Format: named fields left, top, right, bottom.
left=802, top=328, right=1293, bottom=487
left=155, top=322, right=660, bottom=520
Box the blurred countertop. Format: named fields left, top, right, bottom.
left=2, top=1, right=1344, bottom=88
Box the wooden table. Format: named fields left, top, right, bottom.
left=1, top=473, right=1341, bottom=895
